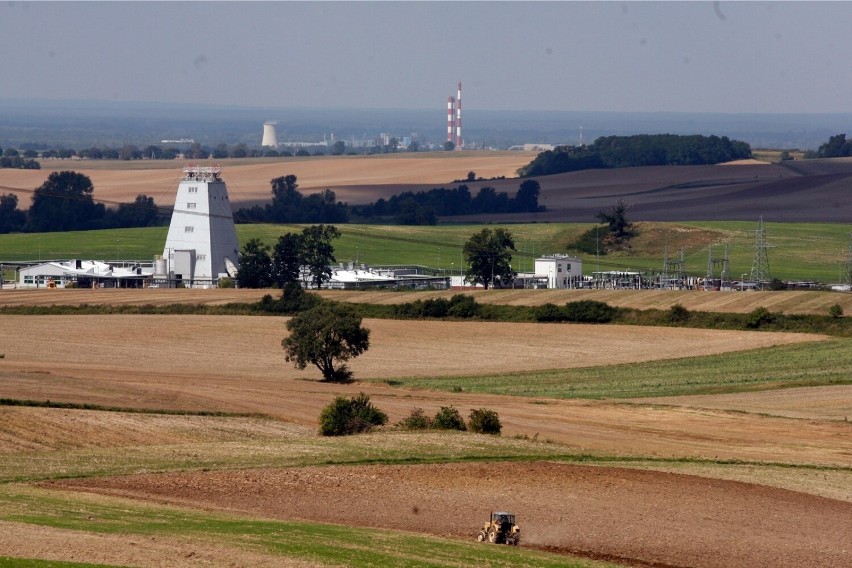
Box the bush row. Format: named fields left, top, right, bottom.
left=319, top=395, right=502, bottom=436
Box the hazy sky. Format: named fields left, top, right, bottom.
left=2, top=1, right=849, bottom=114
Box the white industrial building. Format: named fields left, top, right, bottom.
left=17, top=260, right=154, bottom=289
left=157, top=165, right=240, bottom=288
left=534, top=254, right=583, bottom=289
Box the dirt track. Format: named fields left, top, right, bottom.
left=51, top=461, right=852, bottom=568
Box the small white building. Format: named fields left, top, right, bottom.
left=534, top=254, right=583, bottom=289
left=17, top=260, right=154, bottom=289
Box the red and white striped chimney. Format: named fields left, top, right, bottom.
left=455, top=82, right=462, bottom=150
left=447, top=96, right=456, bottom=143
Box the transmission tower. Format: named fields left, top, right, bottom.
left=749, top=216, right=771, bottom=290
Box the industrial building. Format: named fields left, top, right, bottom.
left=17, top=260, right=154, bottom=289
left=534, top=254, right=584, bottom=289
left=156, top=165, right=240, bottom=288
left=446, top=82, right=463, bottom=149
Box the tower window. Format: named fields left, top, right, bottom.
left=188, top=186, right=198, bottom=193
left=185, top=226, right=194, bottom=233
left=187, top=203, right=197, bottom=209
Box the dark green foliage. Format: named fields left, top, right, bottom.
left=829, top=304, right=844, bottom=319
left=236, top=238, right=274, bottom=288
left=318, top=392, right=388, bottom=436
left=817, top=134, right=852, bottom=158
left=396, top=407, right=432, bottom=430
left=468, top=408, right=501, bottom=435
left=668, top=304, right=690, bottom=323
left=534, top=303, right=566, bottom=322
left=519, top=134, right=751, bottom=177
left=272, top=232, right=303, bottom=287
left=563, top=300, right=615, bottom=323
left=447, top=294, right=480, bottom=318
left=300, top=224, right=341, bottom=288
left=283, top=302, right=370, bottom=382
left=464, top=227, right=516, bottom=289
left=27, top=171, right=105, bottom=232
left=768, top=278, right=786, bottom=291
left=432, top=406, right=467, bottom=431
left=258, top=283, right=319, bottom=314
left=566, top=227, right=605, bottom=255
left=0, top=193, right=25, bottom=233
left=746, top=306, right=778, bottom=328
left=596, top=199, right=633, bottom=240
left=391, top=294, right=480, bottom=319
left=234, top=175, right=349, bottom=224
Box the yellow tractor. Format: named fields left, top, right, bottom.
left=476, top=511, right=520, bottom=545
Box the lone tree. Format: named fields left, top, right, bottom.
left=463, top=227, right=516, bottom=289
left=282, top=303, right=370, bottom=382
left=596, top=199, right=633, bottom=240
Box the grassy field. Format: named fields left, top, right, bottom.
left=369, top=338, right=852, bottom=399
left=1, top=221, right=850, bottom=281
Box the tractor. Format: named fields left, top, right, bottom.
left=476, top=511, right=520, bottom=545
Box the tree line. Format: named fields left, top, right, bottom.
left=0, top=171, right=162, bottom=234
left=810, top=133, right=852, bottom=158
left=0, top=146, right=40, bottom=169
left=350, top=179, right=544, bottom=225
left=518, top=134, right=752, bottom=177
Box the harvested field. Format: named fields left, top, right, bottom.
left=51, top=461, right=852, bottom=568
left=1, top=315, right=848, bottom=466
left=0, top=152, right=535, bottom=208
left=1, top=287, right=850, bottom=315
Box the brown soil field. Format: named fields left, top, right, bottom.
left=1, top=315, right=848, bottom=466
left=0, top=152, right=535, bottom=208
left=50, top=461, right=852, bottom=568
left=1, top=287, right=850, bottom=315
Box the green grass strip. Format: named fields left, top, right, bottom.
left=0, top=487, right=615, bottom=568
left=369, top=338, right=852, bottom=399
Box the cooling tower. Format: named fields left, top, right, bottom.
left=262, top=121, right=278, bottom=147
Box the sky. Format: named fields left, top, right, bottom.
left=1, top=1, right=850, bottom=114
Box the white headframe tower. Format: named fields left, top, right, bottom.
left=161, top=165, right=240, bottom=287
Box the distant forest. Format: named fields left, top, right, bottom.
left=518, top=134, right=752, bottom=177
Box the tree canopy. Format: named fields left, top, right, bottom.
left=27, top=171, right=105, bottom=232
left=519, top=134, right=752, bottom=177
left=282, top=302, right=371, bottom=382
left=300, top=224, right=341, bottom=288
left=463, top=227, right=516, bottom=289
left=236, top=238, right=274, bottom=288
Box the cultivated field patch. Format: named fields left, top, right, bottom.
left=50, top=462, right=852, bottom=568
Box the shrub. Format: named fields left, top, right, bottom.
left=218, top=277, right=235, bottom=289
left=397, top=407, right=432, bottom=430
left=768, top=278, right=786, bottom=291
left=468, top=408, right=501, bottom=435
left=746, top=306, right=777, bottom=328
left=563, top=300, right=615, bottom=323
left=829, top=304, right=844, bottom=319
left=318, top=392, right=388, bottom=436
left=534, top=303, right=566, bottom=322
left=448, top=294, right=480, bottom=318
left=668, top=304, right=690, bottom=323
left=432, top=406, right=466, bottom=431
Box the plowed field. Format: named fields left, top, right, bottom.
left=50, top=461, right=852, bottom=568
